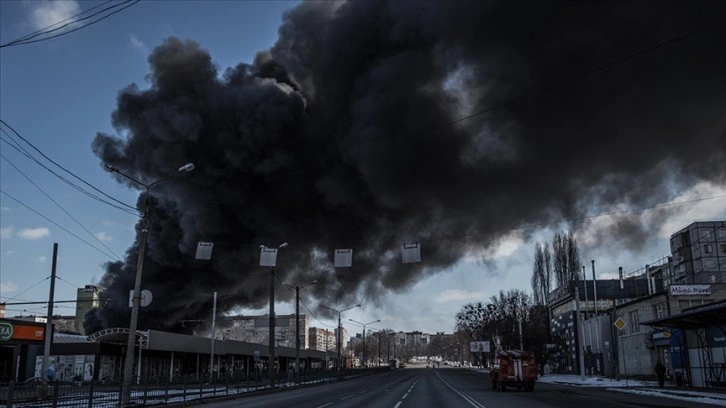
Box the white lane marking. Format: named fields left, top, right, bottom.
left=435, top=371, right=487, bottom=408
left=340, top=394, right=355, bottom=400
left=394, top=379, right=417, bottom=407
left=316, top=403, right=333, bottom=408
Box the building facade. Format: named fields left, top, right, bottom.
left=670, top=221, right=726, bottom=284
left=309, top=327, right=336, bottom=352
left=75, top=285, right=103, bottom=335
left=220, top=314, right=309, bottom=350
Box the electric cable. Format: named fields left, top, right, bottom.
left=0, top=1, right=141, bottom=48
left=1, top=189, right=119, bottom=260
left=1, top=153, right=123, bottom=260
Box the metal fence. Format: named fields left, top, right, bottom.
left=1, top=367, right=390, bottom=407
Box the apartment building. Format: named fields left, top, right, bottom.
left=221, top=314, right=309, bottom=349
left=75, top=285, right=103, bottom=335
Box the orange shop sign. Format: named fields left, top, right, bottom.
left=0, top=321, right=45, bottom=342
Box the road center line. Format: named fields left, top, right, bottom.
left=316, top=403, right=333, bottom=408
left=340, top=393, right=355, bottom=400
left=394, top=402, right=402, bottom=408
left=434, top=371, right=487, bottom=408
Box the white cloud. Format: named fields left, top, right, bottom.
left=434, top=289, right=484, bottom=304
left=25, top=0, right=81, bottom=31
left=129, top=33, right=149, bottom=54
left=0, top=206, right=11, bottom=212
left=460, top=231, right=525, bottom=264
left=5, top=250, right=13, bottom=255
left=657, top=182, right=726, bottom=238
left=17, top=227, right=50, bottom=240
left=95, top=232, right=113, bottom=242
left=0, top=281, right=18, bottom=294
left=0, top=226, right=14, bottom=239
left=599, top=272, right=620, bottom=280
left=38, top=256, right=48, bottom=263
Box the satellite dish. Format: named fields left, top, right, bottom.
left=129, top=289, right=154, bottom=307
left=140, top=289, right=153, bottom=307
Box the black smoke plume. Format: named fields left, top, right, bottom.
left=87, top=1, right=726, bottom=332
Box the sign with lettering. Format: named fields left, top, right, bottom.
left=0, top=321, right=13, bottom=341
left=669, top=285, right=711, bottom=296
left=0, top=320, right=45, bottom=342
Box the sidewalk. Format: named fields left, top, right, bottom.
left=536, top=374, right=726, bottom=407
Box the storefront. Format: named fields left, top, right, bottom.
left=643, top=301, right=726, bottom=388
left=0, top=318, right=47, bottom=382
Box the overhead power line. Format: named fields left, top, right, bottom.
left=0, top=122, right=140, bottom=216
left=3, top=0, right=116, bottom=45
left=0, top=189, right=119, bottom=260
left=0, top=0, right=141, bottom=48
left=1, top=153, right=123, bottom=260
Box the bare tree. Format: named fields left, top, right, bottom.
left=531, top=242, right=552, bottom=305
left=544, top=242, right=552, bottom=289
left=551, top=231, right=581, bottom=286
left=566, top=232, right=582, bottom=282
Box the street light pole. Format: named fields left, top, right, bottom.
left=282, top=280, right=317, bottom=380
left=106, top=162, right=195, bottom=406
left=349, top=319, right=379, bottom=367
left=260, top=242, right=287, bottom=389
left=321, top=304, right=360, bottom=374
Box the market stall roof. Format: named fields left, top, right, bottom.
left=641, top=300, right=726, bottom=330
left=88, top=328, right=148, bottom=347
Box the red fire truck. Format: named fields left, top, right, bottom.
left=489, top=350, right=537, bottom=391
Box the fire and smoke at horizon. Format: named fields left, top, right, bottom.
left=85, top=1, right=726, bottom=333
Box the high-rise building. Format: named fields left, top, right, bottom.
left=221, top=314, right=309, bottom=349
left=75, top=285, right=103, bottom=335
left=670, top=221, right=726, bottom=284
left=309, top=327, right=336, bottom=351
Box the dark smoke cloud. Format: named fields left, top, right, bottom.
left=87, top=1, right=726, bottom=332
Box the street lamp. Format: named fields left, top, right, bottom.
left=260, top=242, right=287, bottom=388
left=349, top=319, right=379, bottom=367
left=282, top=279, right=317, bottom=379
left=320, top=304, right=360, bottom=373
left=105, top=162, right=195, bottom=405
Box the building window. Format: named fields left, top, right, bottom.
left=717, top=229, right=726, bottom=239
left=700, top=229, right=714, bottom=241
left=720, top=244, right=726, bottom=253
left=704, top=244, right=714, bottom=254
left=629, top=310, right=640, bottom=334
left=653, top=303, right=666, bottom=319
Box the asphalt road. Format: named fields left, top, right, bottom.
left=187, top=365, right=719, bottom=408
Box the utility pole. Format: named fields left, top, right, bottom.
left=268, top=268, right=275, bottom=388
left=575, top=284, right=585, bottom=380
left=295, top=285, right=300, bottom=376
left=210, top=292, right=217, bottom=384
left=41, top=243, right=58, bottom=385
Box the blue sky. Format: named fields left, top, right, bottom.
left=0, top=0, right=298, bottom=319
left=1, top=1, right=725, bottom=335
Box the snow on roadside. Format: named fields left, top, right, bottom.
left=607, top=387, right=726, bottom=407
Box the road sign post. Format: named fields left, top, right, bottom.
left=614, top=317, right=628, bottom=386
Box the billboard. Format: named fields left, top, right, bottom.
left=470, top=341, right=490, bottom=353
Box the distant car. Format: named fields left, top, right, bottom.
left=399, top=362, right=407, bottom=368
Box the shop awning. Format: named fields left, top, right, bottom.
left=641, top=301, right=726, bottom=330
